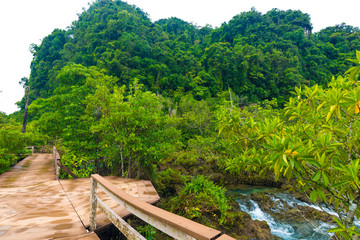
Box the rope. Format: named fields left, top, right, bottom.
left=57, top=179, right=88, bottom=231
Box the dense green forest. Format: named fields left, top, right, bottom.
left=20, top=0, right=360, bottom=106
left=2, top=0, right=360, bottom=238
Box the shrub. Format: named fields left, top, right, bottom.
left=165, top=175, right=230, bottom=226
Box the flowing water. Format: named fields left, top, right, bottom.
left=228, top=186, right=336, bottom=240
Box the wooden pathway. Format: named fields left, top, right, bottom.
left=0, top=154, right=160, bottom=240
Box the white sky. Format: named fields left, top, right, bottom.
left=0, top=0, right=359, bottom=114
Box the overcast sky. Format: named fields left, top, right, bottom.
left=1, top=0, right=359, bottom=114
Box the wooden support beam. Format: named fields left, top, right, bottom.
left=97, top=197, right=146, bottom=240
left=90, top=177, right=97, bottom=231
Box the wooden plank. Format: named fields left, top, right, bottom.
left=90, top=177, right=98, bottom=230
left=97, top=197, right=146, bottom=240
left=54, top=232, right=100, bottom=240
left=92, top=174, right=221, bottom=240
left=215, top=234, right=237, bottom=240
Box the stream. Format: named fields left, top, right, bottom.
left=227, top=186, right=336, bottom=240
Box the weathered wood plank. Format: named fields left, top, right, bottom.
left=90, top=177, right=98, bottom=231
left=97, top=197, right=146, bottom=240
left=215, top=234, right=237, bottom=240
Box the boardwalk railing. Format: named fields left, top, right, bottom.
left=90, top=174, right=235, bottom=240
left=52, top=146, right=78, bottom=180
left=26, top=146, right=50, bottom=154
left=26, top=146, right=34, bottom=155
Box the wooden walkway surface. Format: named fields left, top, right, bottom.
left=0, top=154, right=160, bottom=240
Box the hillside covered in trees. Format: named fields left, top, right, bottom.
left=21, top=0, right=360, bottom=107
left=2, top=0, right=360, bottom=238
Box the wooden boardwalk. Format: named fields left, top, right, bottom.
left=0, top=154, right=160, bottom=240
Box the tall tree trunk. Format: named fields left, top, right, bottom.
left=22, top=86, right=30, bottom=133
left=126, top=155, right=132, bottom=178
left=137, top=158, right=141, bottom=179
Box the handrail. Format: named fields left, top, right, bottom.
left=26, top=146, right=34, bottom=155
left=27, top=145, right=52, bottom=154
left=52, top=146, right=78, bottom=179
left=90, top=174, right=235, bottom=240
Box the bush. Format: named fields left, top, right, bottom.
left=0, top=125, right=30, bottom=174
left=60, top=152, right=95, bottom=178
left=164, top=175, right=230, bottom=226
left=154, top=168, right=187, bottom=197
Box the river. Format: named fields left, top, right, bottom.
left=227, top=185, right=336, bottom=240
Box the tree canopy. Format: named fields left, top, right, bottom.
left=8, top=0, right=360, bottom=238
left=20, top=0, right=360, bottom=108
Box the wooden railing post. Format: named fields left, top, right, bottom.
left=26, top=146, right=34, bottom=155
left=53, top=146, right=56, bottom=172
left=90, top=177, right=98, bottom=231
left=55, top=160, right=60, bottom=179
left=53, top=146, right=60, bottom=180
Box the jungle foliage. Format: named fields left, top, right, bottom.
left=4, top=0, right=360, bottom=238
left=21, top=0, right=360, bottom=107
left=0, top=114, right=46, bottom=174
left=219, top=51, right=360, bottom=238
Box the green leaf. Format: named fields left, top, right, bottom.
left=274, top=158, right=281, bottom=181
left=345, top=66, right=359, bottom=75
left=318, top=190, right=326, bottom=202
left=316, top=101, right=326, bottom=112
left=336, top=106, right=341, bottom=119
left=328, top=228, right=345, bottom=233
left=282, top=154, right=288, bottom=165
left=347, top=59, right=360, bottom=65
left=312, top=170, right=321, bottom=181
left=310, top=190, right=317, bottom=202
left=357, top=50, right=360, bottom=62
left=333, top=217, right=345, bottom=228
left=307, top=160, right=320, bottom=168
left=322, top=172, right=329, bottom=186
left=284, top=164, right=293, bottom=179
left=326, top=105, right=337, bottom=122
left=218, top=125, right=225, bottom=135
